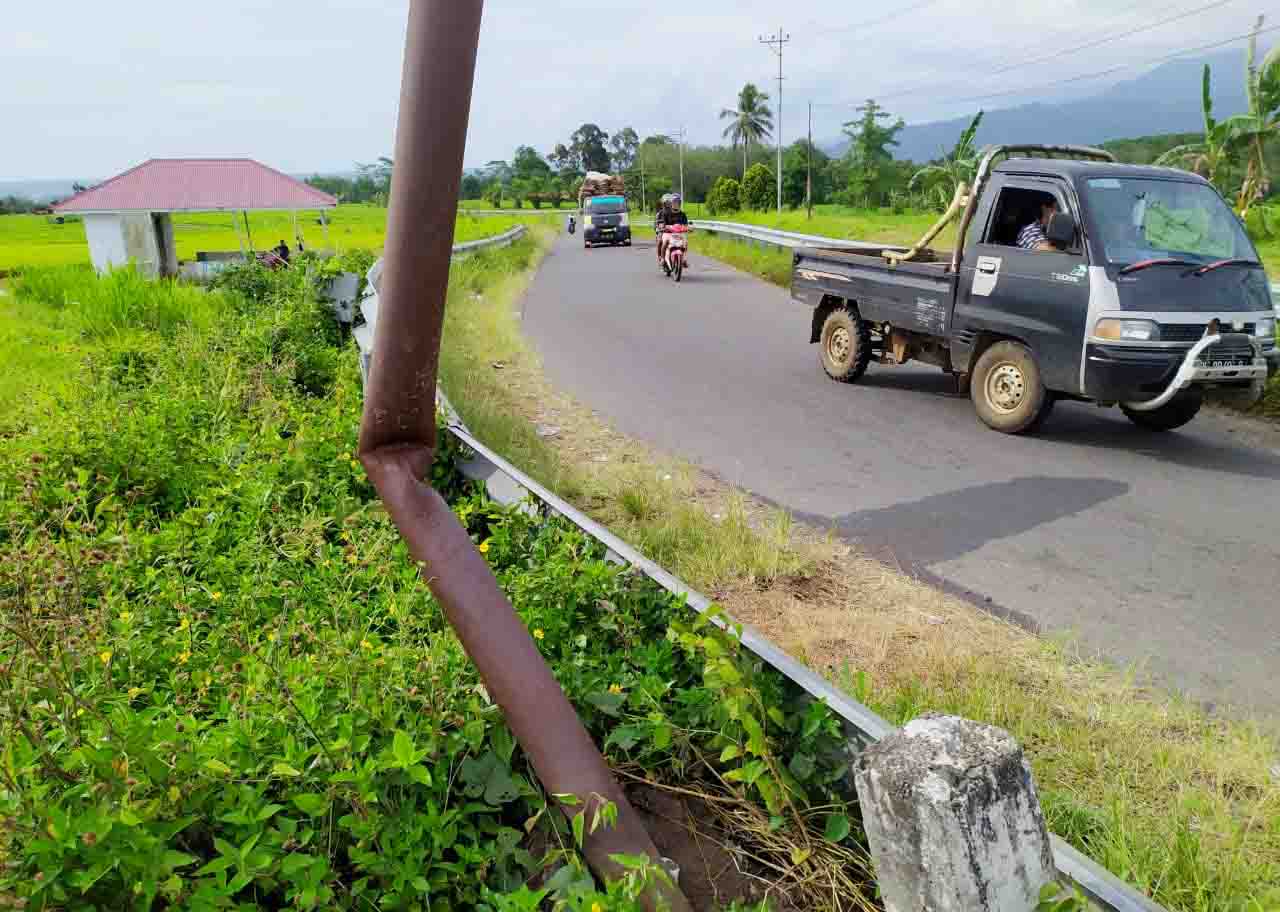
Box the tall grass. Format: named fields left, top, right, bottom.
left=13, top=264, right=221, bottom=338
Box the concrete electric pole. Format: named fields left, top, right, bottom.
left=759, top=27, right=790, bottom=215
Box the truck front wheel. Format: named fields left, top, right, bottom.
left=819, top=308, right=872, bottom=383
left=1120, top=390, right=1202, bottom=431
left=970, top=341, right=1053, bottom=434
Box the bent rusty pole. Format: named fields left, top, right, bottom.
left=357, top=1, right=685, bottom=903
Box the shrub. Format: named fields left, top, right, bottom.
left=742, top=163, right=774, bottom=211
left=0, top=250, right=866, bottom=910
left=706, top=176, right=742, bottom=215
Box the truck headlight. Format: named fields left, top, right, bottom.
left=1255, top=316, right=1275, bottom=339
left=1094, top=318, right=1160, bottom=342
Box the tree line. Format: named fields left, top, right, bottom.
left=303, top=20, right=1280, bottom=219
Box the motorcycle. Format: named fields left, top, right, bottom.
left=567, top=215, right=576, bottom=235
left=660, top=224, right=691, bottom=282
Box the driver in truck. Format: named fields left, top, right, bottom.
left=1016, top=196, right=1061, bottom=252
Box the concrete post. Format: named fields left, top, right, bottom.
left=853, top=713, right=1056, bottom=912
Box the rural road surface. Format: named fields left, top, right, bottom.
left=521, top=232, right=1280, bottom=713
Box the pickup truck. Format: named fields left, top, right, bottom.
left=793, top=145, right=1278, bottom=433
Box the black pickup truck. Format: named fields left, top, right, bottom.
left=793, top=145, right=1277, bottom=433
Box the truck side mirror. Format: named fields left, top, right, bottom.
left=1046, top=211, right=1076, bottom=247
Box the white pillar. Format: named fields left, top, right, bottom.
left=853, top=714, right=1056, bottom=912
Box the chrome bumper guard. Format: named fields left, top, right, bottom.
left=1123, top=334, right=1268, bottom=412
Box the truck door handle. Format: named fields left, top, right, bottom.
left=978, top=262, right=997, bottom=274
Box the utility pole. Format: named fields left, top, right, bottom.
left=759, top=27, right=790, bottom=215
left=640, top=144, right=646, bottom=211
left=676, top=126, right=685, bottom=202
left=806, top=101, right=813, bottom=220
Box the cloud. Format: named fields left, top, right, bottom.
left=0, top=0, right=1264, bottom=179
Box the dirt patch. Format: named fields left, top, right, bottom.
left=627, top=785, right=801, bottom=912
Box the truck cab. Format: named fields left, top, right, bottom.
left=793, top=145, right=1277, bottom=433
left=581, top=195, right=631, bottom=248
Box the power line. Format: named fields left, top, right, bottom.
left=872, top=0, right=1241, bottom=103
left=931, top=22, right=1280, bottom=105
left=804, top=0, right=943, bottom=37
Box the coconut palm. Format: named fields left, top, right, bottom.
left=909, top=110, right=984, bottom=208
left=720, top=84, right=774, bottom=178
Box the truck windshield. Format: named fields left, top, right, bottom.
left=1082, top=177, right=1256, bottom=267
left=586, top=198, right=627, bottom=214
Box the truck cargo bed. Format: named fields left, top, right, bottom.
left=794, top=247, right=958, bottom=337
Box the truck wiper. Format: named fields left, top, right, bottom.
left=1117, top=258, right=1195, bottom=275
left=1189, top=258, right=1261, bottom=276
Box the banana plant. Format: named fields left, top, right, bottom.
left=1232, top=15, right=1280, bottom=217
left=909, top=110, right=984, bottom=208
left=1154, top=65, right=1239, bottom=191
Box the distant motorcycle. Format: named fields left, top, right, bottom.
left=567, top=215, right=576, bottom=235
left=660, top=224, right=691, bottom=282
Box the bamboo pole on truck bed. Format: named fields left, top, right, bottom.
left=355, top=2, right=687, bottom=906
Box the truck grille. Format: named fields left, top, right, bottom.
left=1160, top=321, right=1255, bottom=342
left=1199, top=337, right=1256, bottom=363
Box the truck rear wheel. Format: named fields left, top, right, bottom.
left=1120, top=390, right=1202, bottom=431
left=970, top=341, right=1053, bottom=434
left=819, top=308, right=872, bottom=383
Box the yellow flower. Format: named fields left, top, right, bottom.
left=99, top=650, right=112, bottom=664
left=608, top=684, right=623, bottom=695
left=340, top=452, right=351, bottom=461
left=177, top=650, right=191, bottom=665
left=128, top=686, right=144, bottom=699
left=178, top=617, right=190, bottom=631
left=478, top=541, right=490, bottom=554
left=360, top=638, right=373, bottom=650
left=210, top=591, right=222, bottom=602
left=168, top=785, right=181, bottom=802
left=267, top=631, right=277, bottom=643
left=119, top=611, right=133, bottom=623
left=533, top=628, right=545, bottom=641
left=592, top=904, right=603, bottom=912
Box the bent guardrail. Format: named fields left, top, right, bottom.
left=351, top=225, right=527, bottom=380
left=344, top=227, right=1168, bottom=912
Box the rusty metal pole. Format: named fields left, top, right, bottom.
left=357, top=2, right=686, bottom=904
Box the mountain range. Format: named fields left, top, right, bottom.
left=826, top=49, right=1252, bottom=163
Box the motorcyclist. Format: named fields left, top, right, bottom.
left=655, top=193, right=689, bottom=266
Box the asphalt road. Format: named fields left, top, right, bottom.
left=522, top=232, right=1280, bottom=713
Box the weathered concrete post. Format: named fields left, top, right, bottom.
left=853, top=713, right=1056, bottom=912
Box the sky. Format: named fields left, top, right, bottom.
left=0, top=0, right=1270, bottom=181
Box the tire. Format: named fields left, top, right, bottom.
left=1120, top=389, right=1203, bottom=431
left=818, top=307, right=872, bottom=383
left=674, top=256, right=683, bottom=282
left=970, top=340, right=1053, bottom=434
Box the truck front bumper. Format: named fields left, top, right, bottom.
left=1085, top=336, right=1269, bottom=406
left=583, top=225, right=630, bottom=244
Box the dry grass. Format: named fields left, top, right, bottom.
left=441, top=225, right=1280, bottom=912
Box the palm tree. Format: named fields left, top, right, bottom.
left=720, top=84, right=774, bottom=177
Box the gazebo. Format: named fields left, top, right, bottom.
left=53, top=158, right=338, bottom=277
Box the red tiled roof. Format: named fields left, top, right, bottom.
left=54, top=158, right=338, bottom=213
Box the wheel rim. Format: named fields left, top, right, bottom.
left=827, top=326, right=852, bottom=364
left=985, top=362, right=1026, bottom=413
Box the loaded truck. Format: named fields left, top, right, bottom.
left=578, top=171, right=631, bottom=248
left=793, top=144, right=1277, bottom=433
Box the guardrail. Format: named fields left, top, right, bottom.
left=690, top=219, right=903, bottom=254
left=345, top=224, right=1168, bottom=912
left=349, top=224, right=527, bottom=378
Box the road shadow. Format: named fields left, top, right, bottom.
left=796, top=475, right=1130, bottom=569
left=855, top=369, right=965, bottom=398
left=790, top=475, right=1131, bottom=632
left=1039, top=404, right=1280, bottom=481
